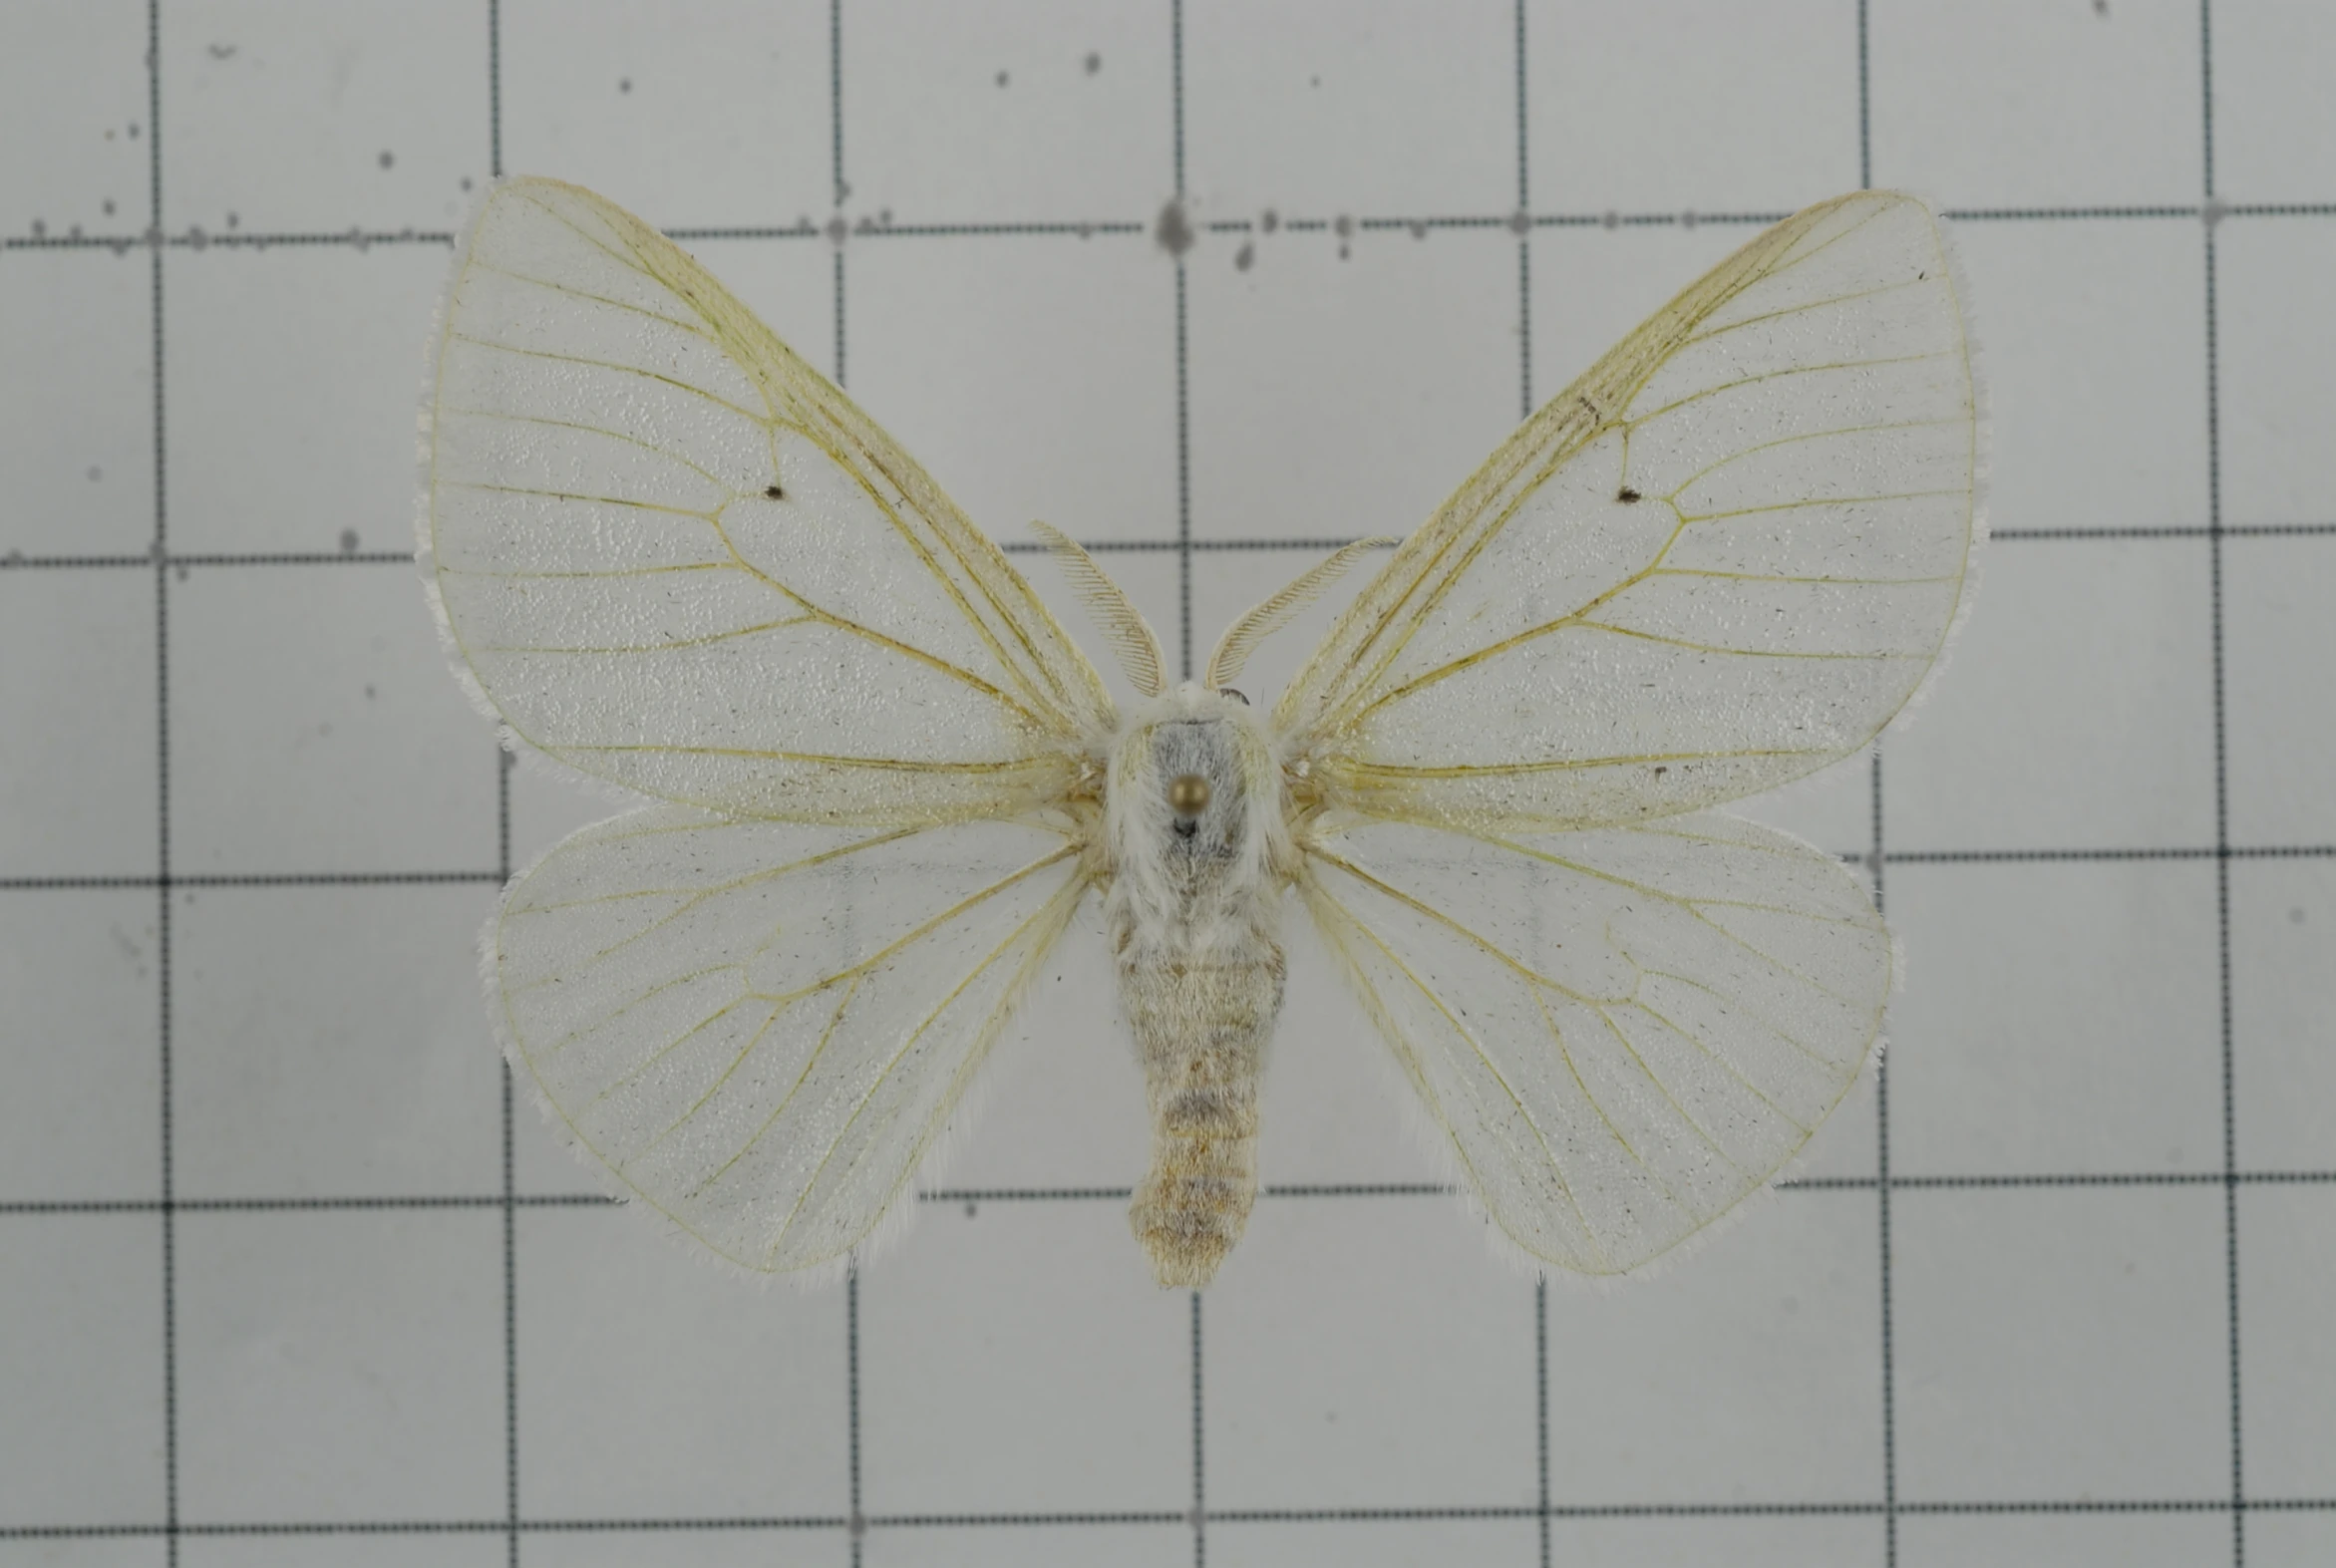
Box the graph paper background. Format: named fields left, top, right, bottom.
left=4, top=2, right=2333, bottom=1565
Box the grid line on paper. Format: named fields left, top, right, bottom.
left=140, top=3, right=179, bottom=1565
left=7, top=523, right=2334, bottom=580
left=1513, top=13, right=1552, bottom=1568
left=1854, top=10, right=1902, bottom=1564
left=487, top=11, right=516, bottom=1565
left=2197, top=4, right=2249, bottom=1561
left=34, top=838, right=2336, bottom=895
left=7, top=1492, right=2336, bottom=1543
left=0, top=6, right=2330, bottom=1565
left=5, top=1167, right=2335, bottom=1219
left=827, top=9, right=865, bottom=1559
left=10, top=201, right=2335, bottom=263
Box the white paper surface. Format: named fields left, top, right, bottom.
left=3, top=3, right=2332, bottom=1566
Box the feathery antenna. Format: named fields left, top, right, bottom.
left=1030, top=520, right=1168, bottom=699
left=1204, top=537, right=1395, bottom=689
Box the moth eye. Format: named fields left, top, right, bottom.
left=1217, top=687, right=1250, bottom=705
left=1168, top=774, right=1211, bottom=815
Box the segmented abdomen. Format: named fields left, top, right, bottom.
left=1119, top=942, right=1284, bottom=1289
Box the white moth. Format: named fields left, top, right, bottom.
left=420, top=178, right=1980, bottom=1289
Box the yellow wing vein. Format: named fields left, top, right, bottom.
left=837, top=430, right=1095, bottom=727
left=636, top=985, right=840, bottom=1170
left=1338, top=506, right=1692, bottom=723
left=1478, top=832, right=1876, bottom=1016
left=1326, top=746, right=1824, bottom=784
left=440, top=479, right=717, bottom=523
left=440, top=405, right=736, bottom=491
left=1658, top=415, right=1968, bottom=505
left=463, top=258, right=715, bottom=345
left=1633, top=980, right=1849, bottom=1109
left=703, top=861, right=1082, bottom=1218
left=1622, top=349, right=1959, bottom=428
left=1678, top=275, right=1935, bottom=355
left=518, top=962, right=737, bottom=1057
left=1587, top=998, right=1754, bottom=1181
left=447, top=331, right=774, bottom=428
left=506, top=183, right=1090, bottom=735
left=442, top=563, right=734, bottom=581
left=1569, top=620, right=1928, bottom=663
left=1524, top=985, right=1687, bottom=1207
left=780, top=871, right=1092, bottom=1262
left=1647, top=568, right=1958, bottom=587
left=478, top=613, right=820, bottom=656
left=595, top=994, right=769, bottom=1128
left=1678, top=486, right=1965, bottom=525
left=1306, top=867, right=1612, bottom=1270
left=1610, top=975, right=1814, bottom=1135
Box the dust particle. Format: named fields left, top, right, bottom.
left=207, top=42, right=236, bottom=59
left=618, top=77, right=632, bottom=93
left=1234, top=240, right=1254, bottom=271
left=379, top=150, right=395, bottom=168
left=103, top=198, right=116, bottom=215
left=339, top=527, right=360, bottom=552
left=1260, top=208, right=1279, bottom=234
left=996, top=69, right=1010, bottom=87
left=1085, top=51, right=1102, bottom=74
left=1155, top=197, right=1194, bottom=257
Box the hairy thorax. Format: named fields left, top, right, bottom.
left=1102, top=684, right=1294, bottom=1288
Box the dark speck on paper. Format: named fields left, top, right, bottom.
left=1155, top=198, right=1193, bottom=257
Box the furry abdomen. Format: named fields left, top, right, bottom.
left=1117, top=925, right=1285, bottom=1289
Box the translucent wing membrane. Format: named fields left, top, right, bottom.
left=1279, top=191, right=1979, bottom=830
left=423, top=177, right=1114, bottom=824
left=497, top=807, right=1090, bottom=1273
left=1302, top=811, right=1888, bottom=1274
